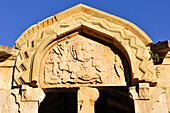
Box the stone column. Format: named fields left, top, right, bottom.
left=129, top=83, right=169, bottom=113
left=78, top=87, right=99, bottom=113
left=129, top=83, right=150, bottom=113
left=20, top=85, right=45, bottom=113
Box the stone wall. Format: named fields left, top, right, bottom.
left=0, top=4, right=169, bottom=113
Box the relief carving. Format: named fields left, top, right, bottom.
left=138, top=83, right=150, bottom=99
left=41, top=34, right=126, bottom=86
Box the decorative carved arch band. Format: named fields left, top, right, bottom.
left=13, top=6, right=157, bottom=87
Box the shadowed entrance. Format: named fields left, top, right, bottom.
left=95, top=87, right=135, bottom=113
left=39, top=91, right=77, bottom=113
left=38, top=87, right=135, bottom=113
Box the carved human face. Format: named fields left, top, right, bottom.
left=72, top=41, right=92, bottom=62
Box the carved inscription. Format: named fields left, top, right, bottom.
left=40, top=34, right=126, bottom=86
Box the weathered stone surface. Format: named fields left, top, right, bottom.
left=162, top=51, right=170, bottom=64
left=150, top=87, right=169, bottom=113
left=134, top=100, right=151, bottom=113
left=0, top=3, right=169, bottom=113
left=0, top=48, right=18, bottom=89
left=78, top=87, right=99, bottom=113
left=129, top=86, right=139, bottom=100
left=54, top=4, right=153, bottom=46
left=151, top=40, right=170, bottom=53
left=13, top=4, right=157, bottom=87
left=157, top=65, right=170, bottom=87
left=20, top=102, right=38, bottom=113
left=130, top=87, right=169, bottom=113
left=0, top=89, right=20, bottom=113
left=40, top=33, right=126, bottom=88
left=0, top=45, right=14, bottom=59
left=0, top=68, right=13, bottom=89
left=153, top=40, right=170, bottom=112
left=21, top=85, right=45, bottom=103
left=166, top=88, right=170, bottom=112
left=138, top=83, right=150, bottom=100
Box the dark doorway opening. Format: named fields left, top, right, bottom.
left=39, top=91, right=77, bottom=113
left=95, top=87, right=135, bottom=113
left=39, top=87, right=135, bottom=113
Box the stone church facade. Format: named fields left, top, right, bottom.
left=0, top=4, right=169, bottom=113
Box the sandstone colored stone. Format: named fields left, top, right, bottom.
left=0, top=48, right=18, bottom=89
left=157, top=65, right=170, bottom=87
left=0, top=4, right=169, bottom=113
left=138, top=83, right=150, bottom=100
left=54, top=4, right=153, bottom=46
left=17, top=12, right=157, bottom=87
left=166, top=88, right=170, bottom=112
left=151, top=40, right=170, bottom=53
left=39, top=33, right=126, bottom=88
left=20, top=102, right=38, bottom=113
left=21, top=85, right=45, bottom=103
left=0, top=45, right=14, bottom=58
left=129, top=86, right=139, bottom=100
left=150, top=87, right=169, bottom=113
left=0, top=68, right=13, bottom=89
left=0, top=89, right=20, bottom=113
left=162, top=51, right=170, bottom=64
left=78, top=87, right=99, bottom=113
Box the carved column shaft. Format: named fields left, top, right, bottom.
left=78, top=87, right=99, bottom=113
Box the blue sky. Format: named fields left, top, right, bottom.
left=0, top=0, right=170, bottom=47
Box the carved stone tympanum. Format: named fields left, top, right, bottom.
left=40, top=34, right=126, bottom=88
left=1, top=4, right=170, bottom=113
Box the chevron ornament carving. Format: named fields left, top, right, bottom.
left=13, top=12, right=156, bottom=87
